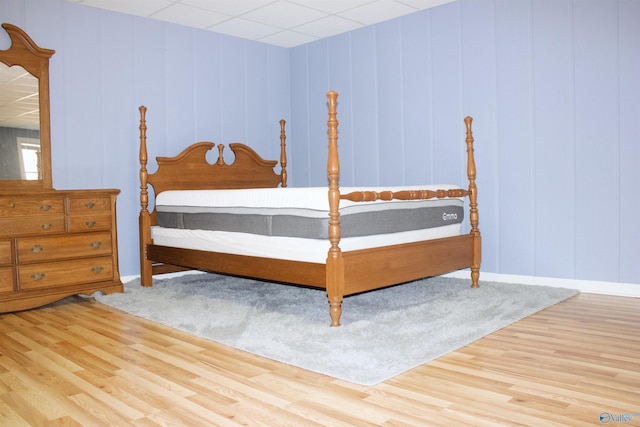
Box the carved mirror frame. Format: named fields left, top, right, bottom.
left=0, top=23, right=55, bottom=191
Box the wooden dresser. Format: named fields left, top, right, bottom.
left=0, top=189, right=123, bottom=312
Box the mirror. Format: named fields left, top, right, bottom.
left=0, top=23, right=55, bottom=190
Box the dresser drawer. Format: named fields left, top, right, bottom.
left=68, top=213, right=112, bottom=232
left=0, top=268, right=15, bottom=292
left=69, top=197, right=111, bottom=214
left=0, top=216, right=66, bottom=237
left=18, top=257, right=114, bottom=290
left=0, top=240, right=12, bottom=265
left=0, top=197, right=65, bottom=217
left=17, top=232, right=113, bottom=263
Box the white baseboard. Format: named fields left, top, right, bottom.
left=123, top=270, right=640, bottom=299
left=444, top=270, right=640, bottom=298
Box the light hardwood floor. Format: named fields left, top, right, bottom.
left=0, top=291, right=638, bottom=426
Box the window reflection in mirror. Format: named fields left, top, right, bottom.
left=0, top=62, right=40, bottom=180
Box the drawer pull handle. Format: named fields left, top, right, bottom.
left=90, top=241, right=102, bottom=249
left=85, top=202, right=96, bottom=209
left=30, top=245, right=44, bottom=254
left=31, top=273, right=45, bottom=281
left=85, top=221, right=96, bottom=228
left=10, top=202, right=15, bottom=208
left=41, top=224, right=52, bottom=230
left=91, top=266, right=104, bottom=275
left=40, top=204, right=51, bottom=211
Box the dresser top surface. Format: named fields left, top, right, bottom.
left=0, top=188, right=121, bottom=197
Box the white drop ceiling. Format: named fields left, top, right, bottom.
left=65, top=0, right=456, bottom=48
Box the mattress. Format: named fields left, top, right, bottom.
left=155, top=186, right=465, bottom=239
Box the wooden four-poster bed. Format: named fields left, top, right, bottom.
left=138, top=91, right=481, bottom=326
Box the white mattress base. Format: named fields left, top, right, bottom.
left=151, top=224, right=462, bottom=264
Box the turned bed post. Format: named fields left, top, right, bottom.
left=325, top=91, right=345, bottom=327
left=279, top=119, right=288, bottom=187
left=139, top=106, right=153, bottom=287
left=464, top=116, right=481, bottom=288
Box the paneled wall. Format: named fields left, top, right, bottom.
left=0, top=0, right=290, bottom=276
left=1, top=0, right=638, bottom=286
left=290, top=0, right=640, bottom=285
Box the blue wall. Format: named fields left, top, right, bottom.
left=0, top=0, right=290, bottom=276
left=290, top=0, right=640, bottom=285
left=1, top=0, right=638, bottom=285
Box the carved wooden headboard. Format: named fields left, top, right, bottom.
left=138, top=106, right=287, bottom=223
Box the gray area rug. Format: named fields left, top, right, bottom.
left=95, top=273, right=578, bottom=385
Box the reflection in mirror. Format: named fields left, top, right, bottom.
left=0, top=62, right=40, bottom=180
left=0, top=23, right=55, bottom=190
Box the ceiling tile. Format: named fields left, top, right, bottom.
left=294, top=15, right=364, bottom=39
left=210, top=17, right=282, bottom=40
left=288, top=0, right=375, bottom=14
left=338, top=0, right=418, bottom=25
left=258, top=30, right=318, bottom=48
left=180, top=0, right=273, bottom=16
left=242, top=1, right=329, bottom=29
left=151, top=3, right=231, bottom=28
